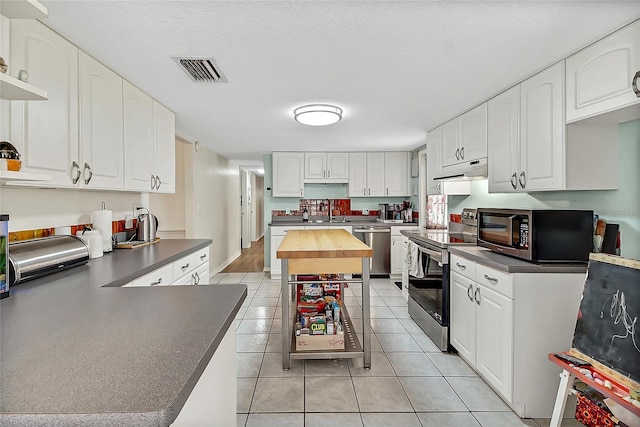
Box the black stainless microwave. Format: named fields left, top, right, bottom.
left=476, top=208, right=593, bottom=263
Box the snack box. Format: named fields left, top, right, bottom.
left=295, top=333, right=345, bottom=351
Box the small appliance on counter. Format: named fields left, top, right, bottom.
left=1, top=214, right=9, bottom=299
left=8, top=235, right=90, bottom=287
left=136, top=207, right=158, bottom=243
left=378, top=201, right=414, bottom=223
left=476, top=208, right=594, bottom=263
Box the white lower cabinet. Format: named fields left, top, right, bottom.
left=126, top=263, right=173, bottom=287
left=123, top=246, right=210, bottom=287
left=449, top=253, right=585, bottom=418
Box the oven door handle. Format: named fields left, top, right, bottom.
left=417, top=246, right=443, bottom=263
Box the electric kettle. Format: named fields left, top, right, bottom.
left=136, top=208, right=158, bottom=242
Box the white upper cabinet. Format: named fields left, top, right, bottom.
left=347, top=152, right=408, bottom=197
left=123, top=81, right=155, bottom=191
left=326, top=152, right=349, bottom=180
left=366, top=152, right=385, bottom=196
left=272, top=152, right=304, bottom=197
left=566, top=20, right=640, bottom=123
left=153, top=100, right=176, bottom=193
left=441, top=118, right=461, bottom=167
left=78, top=51, right=124, bottom=190
left=348, top=152, right=368, bottom=197
left=488, top=86, right=521, bottom=192
left=520, top=62, right=565, bottom=191
left=426, top=127, right=442, bottom=195
left=441, top=103, right=487, bottom=168
left=384, top=151, right=409, bottom=196
left=10, top=19, right=78, bottom=188
left=304, top=152, right=348, bottom=182
left=460, top=103, right=488, bottom=163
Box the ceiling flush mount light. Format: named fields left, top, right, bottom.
left=294, top=104, right=343, bottom=126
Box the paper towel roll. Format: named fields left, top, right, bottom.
left=92, top=206, right=113, bottom=253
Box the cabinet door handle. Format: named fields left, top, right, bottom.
left=155, top=175, right=161, bottom=190
left=467, top=284, right=474, bottom=301
left=484, top=274, right=498, bottom=283
left=150, top=277, right=163, bottom=286
left=386, top=188, right=389, bottom=195
left=368, top=188, right=371, bottom=196
left=200, top=254, right=207, bottom=261
left=363, top=188, right=366, bottom=196
left=518, top=171, right=526, bottom=189
left=83, top=163, right=93, bottom=185
left=455, top=148, right=460, bottom=160
left=633, top=70, right=640, bottom=98
left=456, top=262, right=466, bottom=270
left=195, top=272, right=200, bottom=285
left=71, top=161, right=81, bottom=184
left=460, top=147, right=464, bottom=160
left=300, top=188, right=303, bottom=196
left=474, top=287, right=481, bottom=305
left=327, top=170, right=330, bottom=178
left=510, top=173, right=517, bottom=189
left=437, top=181, right=442, bottom=194
left=181, top=263, right=190, bottom=271
left=151, top=175, right=156, bottom=190
left=323, top=170, right=326, bottom=178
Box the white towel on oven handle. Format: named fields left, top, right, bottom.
left=406, top=240, right=424, bottom=278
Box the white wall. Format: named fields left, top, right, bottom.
left=184, top=141, right=241, bottom=273
left=0, top=186, right=145, bottom=232
left=254, top=175, right=264, bottom=239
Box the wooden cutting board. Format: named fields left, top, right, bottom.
left=115, top=238, right=160, bottom=249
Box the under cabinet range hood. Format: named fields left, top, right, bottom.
left=434, top=158, right=487, bottom=181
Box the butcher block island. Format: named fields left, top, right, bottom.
left=276, top=229, right=374, bottom=370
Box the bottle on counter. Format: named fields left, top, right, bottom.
left=302, top=206, right=309, bottom=222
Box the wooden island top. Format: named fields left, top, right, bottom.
left=276, top=229, right=372, bottom=274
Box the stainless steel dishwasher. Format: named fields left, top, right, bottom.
left=352, top=226, right=391, bottom=276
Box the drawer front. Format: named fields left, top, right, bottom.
left=134, top=264, right=173, bottom=287
left=192, top=246, right=210, bottom=266
left=475, top=263, right=513, bottom=299
left=450, top=254, right=476, bottom=281
left=172, top=273, right=193, bottom=286
left=173, top=254, right=194, bottom=278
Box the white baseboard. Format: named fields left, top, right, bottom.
left=213, top=250, right=242, bottom=274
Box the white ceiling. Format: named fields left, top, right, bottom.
left=40, top=1, right=640, bottom=168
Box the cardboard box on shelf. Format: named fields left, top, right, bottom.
left=295, top=333, right=345, bottom=351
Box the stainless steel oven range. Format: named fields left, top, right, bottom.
left=407, top=208, right=477, bottom=351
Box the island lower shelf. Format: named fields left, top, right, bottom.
left=290, top=301, right=363, bottom=359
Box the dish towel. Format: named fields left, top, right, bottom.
left=406, top=241, right=424, bottom=278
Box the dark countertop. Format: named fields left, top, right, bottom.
left=448, top=246, right=588, bottom=274
left=0, top=239, right=247, bottom=427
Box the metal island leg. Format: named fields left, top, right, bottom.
left=362, top=257, right=371, bottom=369
left=281, top=258, right=290, bottom=370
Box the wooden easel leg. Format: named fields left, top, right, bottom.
left=550, top=369, right=575, bottom=427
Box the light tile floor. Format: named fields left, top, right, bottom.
left=211, top=272, right=582, bottom=427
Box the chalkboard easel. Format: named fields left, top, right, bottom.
left=549, top=253, right=640, bottom=427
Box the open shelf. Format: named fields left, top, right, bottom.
left=0, top=0, right=48, bottom=19
left=0, top=73, right=47, bottom=100
left=290, top=302, right=363, bottom=359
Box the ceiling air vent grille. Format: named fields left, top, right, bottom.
left=173, top=57, right=227, bottom=83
